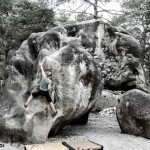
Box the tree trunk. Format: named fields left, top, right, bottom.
left=94, top=0, right=98, bottom=19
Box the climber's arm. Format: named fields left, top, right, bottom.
left=48, top=83, right=52, bottom=92
left=39, top=63, right=46, bottom=77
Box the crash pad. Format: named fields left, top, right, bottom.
left=63, top=140, right=103, bottom=150
left=25, top=140, right=103, bottom=150
left=25, top=142, right=68, bottom=150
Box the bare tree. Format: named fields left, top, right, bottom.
left=64, top=0, right=122, bottom=22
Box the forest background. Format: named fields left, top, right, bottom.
left=0, top=0, right=150, bottom=87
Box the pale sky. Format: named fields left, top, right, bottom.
left=54, top=0, right=122, bottom=21
left=30, top=0, right=122, bottom=21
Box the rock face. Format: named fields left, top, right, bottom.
left=93, top=90, right=120, bottom=111
left=0, top=21, right=102, bottom=144
left=0, top=20, right=146, bottom=143
left=101, top=24, right=145, bottom=91
left=117, top=89, right=150, bottom=139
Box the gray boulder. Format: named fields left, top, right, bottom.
left=0, top=22, right=101, bottom=144
left=0, top=19, right=146, bottom=143
left=101, top=24, right=146, bottom=91
left=93, top=90, right=120, bottom=112
left=117, top=89, right=150, bottom=139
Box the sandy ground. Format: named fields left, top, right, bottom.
left=1, top=113, right=150, bottom=150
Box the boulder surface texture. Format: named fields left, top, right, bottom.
left=0, top=20, right=102, bottom=144
left=117, top=89, right=150, bottom=139
left=0, top=20, right=146, bottom=143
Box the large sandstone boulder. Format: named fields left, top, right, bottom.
left=0, top=21, right=102, bottom=144
left=101, top=24, right=146, bottom=91
left=93, top=23, right=146, bottom=112
left=116, top=89, right=150, bottom=139
left=48, top=22, right=145, bottom=92
left=0, top=19, right=146, bottom=143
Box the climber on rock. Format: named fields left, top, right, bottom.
left=24, top=62, right=58, bottom=117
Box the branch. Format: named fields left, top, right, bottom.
left=97, top=9, right=122, bottom=16
left=99, top=16, right=112, bottom=24
left=84, top=0, right=96, bottom=7
left=73, top=1, right=86, bottom=12
left=68, top=2, right=86, bottom=13
left=97, top=0, right=106, bottom=7
left=63, top=9, right=95, bottom=17
left=83, top=4, right=91, bottom=13
left=67, top=2, right=93, bottom=16
left=97, top=5, right=123, bottom=15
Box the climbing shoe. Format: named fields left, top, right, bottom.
left=24, top=104, right=27, bottom=108
left=52, top=110, right=58, bottom=117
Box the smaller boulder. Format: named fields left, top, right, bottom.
left=93, top=90, right=120, bottom=112
left=116, top=89, right=150, bottom=139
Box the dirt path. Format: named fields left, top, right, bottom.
left=49, top=113, right=150, bottom=150
left=1, top=113, right=150, bottom=150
